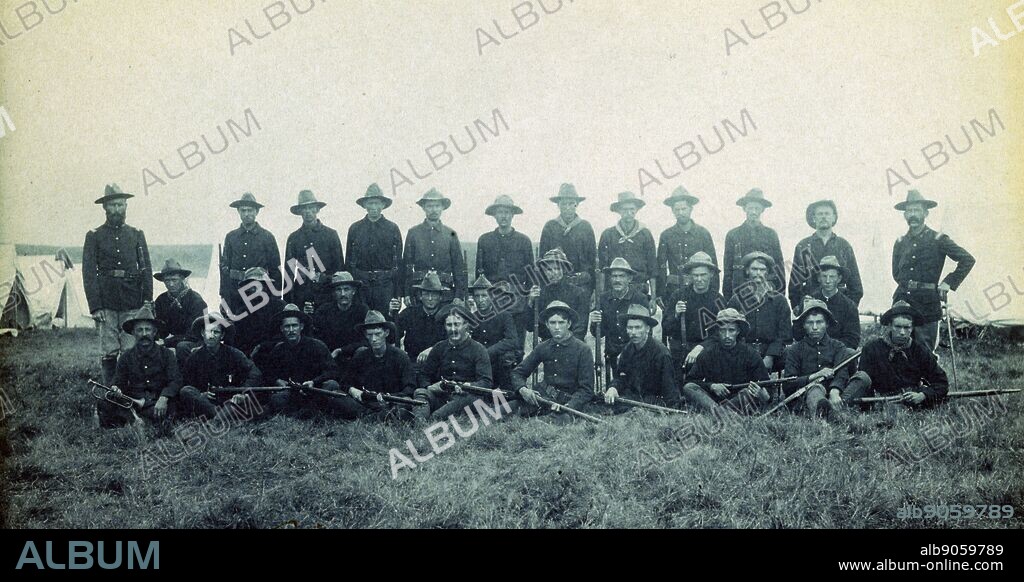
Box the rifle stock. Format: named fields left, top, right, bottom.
left=852, top=388, right=1021, bottom=404
left=442, top=378, right=602, bottom=423
left=614, top=396, right=687, bottom=415
left=761, top=350, right=862, bottom=416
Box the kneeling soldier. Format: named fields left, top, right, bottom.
left=468, top=275, right=521, bottom=389
left=413, top=305, right=493, bottom=421
left=845, top=301, right=948, bottom=409
left=782, top=298, right=870, bottom=419
left=603, top=304, right=680, bottom=411
left=682, top=309, right=771, bottom=414
left=178, top=314, right=263, bottom=420
left=345, top=311, right=418, bottom=421
left=512, top=301, right=595, bottom=420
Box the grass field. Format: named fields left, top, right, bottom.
left=1, top=328, right=1022, bottom=529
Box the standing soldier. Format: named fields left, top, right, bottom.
left=657, top=186, right=719, bottom=300
left=788, top=199, right=863, bottom=308
left=727, top=252, right=793, bottom=375
left=346, top=183, right=403, bottom=315
left=476, top=195, right=534, bottom=348
left=83, top=184, right=153, bottom=384
left=891, top=190, right=975, bottom=351
left=285, top=189, right=344, bottom=311
left=402, top=188, right=468, bottom=305
left=723, top=188, right=786, bottom=299
left=661, top=251, right=725, bottom=381
left=220, top=193, right=281, bottom=312
left=792, top=256, right=860, bottom=349
left=539, top=183, right=596, bottom=298
left=598, top=191, right=658, bottom=308
left=529, top=249, right=590, bottom=341
left=589, top=258, right=649, bottom=377
left=152, top=259, right=207, bottom=356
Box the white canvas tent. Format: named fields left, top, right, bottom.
left=1, top=245, right=94, bottom=332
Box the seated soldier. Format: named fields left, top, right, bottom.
left=781, top=298, right=870, bottom=420
left=153, top=259, right=207, bottom=352
left=845, top=301, right=948, bottom=409
left=661, top=251, right=726, bottom=382
left=311, top=272, right=369, bottom=377
left=394, top=270, right=450, bottom=374
left=175, top=310, right=236, bottom=365
left=97, top=307, right=206, bottom=428
left=467, top=275, right=520, bottom=389
left=231, top=267, right=285, bottom=366
left=682, top=309, right=771, bottom=414
left=178, top=313, right=264, bottom=421
left=728, top=251, right=793, bottom=374
left=603, top=304, right=680, bottom=411
left=343, top=311, right=418, bottom=421
left=528, top=248, right=589, bottom=341
left=589, top=257, right=649, bottom=377
left=512, top=301, right=595, bottom=421
left=792, top=256, right=860, bottom=349
left=264, top=304, right=360, bottom=419
left=413, top=305, right=493, bottom=422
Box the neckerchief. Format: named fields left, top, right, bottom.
left=616, top=220, right=646, bottom=244
left=882, top=329, right=912, bottom=362
left=557, top=215, right=582, bottom=236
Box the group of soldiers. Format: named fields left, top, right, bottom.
left=82, top=181, right=974, bottom=427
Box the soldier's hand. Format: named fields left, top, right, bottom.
left=91, top=310, right=105, bottom=323
left=829, top=389, right=843, bottom=408
left=427, top=382, right=445, bottom=395
left=649, top=298, right=658, bottom=314
left=302, top=381, right=315, bottom=389
left=303, top=302, right=315, bottom=315
left=389, top=298, right=402, bottom=312
left=529, top=285, right=541, bottom=298
left=938, top=282, right=951, bottom=295
left=202, top=390, right=216, bottom=401
left=902, top=391, right=926, bottom=405
left=604, top=387, right=619, bottom=404
left=743, top=382, right=759, bottom=398
left=519, top=387, right=540, bottom=407
left=589, top=311, right=602, bottom=324
left=811, top=367, right=835, bottom=382
left=416, top=347, right=432, bottom=364
left=452, top=298, right=465, bottom=308
left=276, top=379, right=290, bottom=387
left=685, top=345, right=704, bottom=366
left=154, top=396, right=169, bottom=418
left=403, top=296, right=412, bottom=308
left=763, top=356, right=774, bottom=370
left=228, top=394, right=250, bottom=406
left=675, top=301, right=687, bottom=316
left=710, top=383, right=730, bottom=398
left=348, top=387, right=364, bottom=401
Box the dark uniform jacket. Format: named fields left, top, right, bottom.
left=419, top=336, right=493, bottom=388
left=723, top=221, right=786, bottom=298
left=788, top=233, right=863, bottom=307
left=539, top=216, right=596, bottom=285
left=792, top=289, right=860, bottom=349
left=662, top=287, right=726, bottom=346
left=469, top=309, right=519, bottom=360
left=727, top=291, right=793, bottom=359
left=346, top=345, right=416, bottom=396
left=687, top=341, right=770, bottom=390
left=396, top=305, right=447, bottom=360
left=783, top=334, right=857, bottom=394
left=182, top=344, right=261, bottom=389
left=284, top=220, right=344, bottom=307
left=859, top=336, right=948, bottom=402
left=403, top=220, right=468, bottom=299
left=154, top=289, right=207, bottom=340
left=590, top=287, right=649, bottom=360
left=264, top=336, right=338, bottom=385
left=311, top=301, right=369, bottom=353
left=612, top=338, right=680, bottom=406
left=231, top=293, right=286, bottom=358
left=113, top=344, right=182, bottom=400
left=891, top=226, right=975, bottom=323
left=346, top=216, right=402, bottom=292
left=598, top=223, right=658, bottom=285
left=83, top=222, right=153, bottom=312
left=512, top=336, right=594, bottom=394
left=476, top=228, right=534, bottom=285
left=537, top=279, right=589, bottom=341
left=657, top=222, right=719, bottom=295
left=220, top=222, right=281, bottom=301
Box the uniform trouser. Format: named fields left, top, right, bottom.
left=668, top=339, right=692, bottom=385
left=266, top=380, right=362, bottom=419
left=841, top=374, right=942, bottom=410
left=96, top=309, right=136, bottom=358
left=360, top=279, right=396, bottom=315
left=175, top=386, right=267, bottom=422
left=915, top=321, right=940, bottom=353
left=174, top=340, right=200, bottom=367
left=412, top=389, right=483, bottom=422
left=681, top=383, right=767, bottom=415
left=783, top=371, right=872, bottom=417
left=97, top=392, right=183, bottom=429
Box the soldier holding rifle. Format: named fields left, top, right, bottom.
left=602, top=305, right=681, bottom=411
left=220, top=193, right=281, bottom=311
left=413, top=305, right=493, bottom=421
left=590, top=258, right=648, bottom=378
left=529, top=249, right=589, bottom=341
left=476, top=195, right=534, bottom=348
left=344, top=311, right=419, bottom=421
left=598, top=192, right=658, bottom=308
left=403, top=188, right=468, bottom=305
left=661, top=251, right=725, bottom=382
left=178, top=313, right=263, bottom=420
left=681, top=309, right=771, bottom=414
left=346, top=184, right=403, bottom=315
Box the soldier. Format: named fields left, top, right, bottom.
left=220, top=193, right=281, bottom=311
left=681, top=309, right=771, bottom=414
left=402, top=188, right=468, bottom=305
left=539, top=183, right=596, bottom=298
left=264, top=304, right=358, bottom=418
left=603, top=304, right=681, bottom=410
left=346, top=183, right=403, bottom=315
left=394, top=270, right=449, bottom=368
left=83, top=184, right=153, bottom=385
left=657, top=186, right=719, bottom=299
left=476, top=195, right=534, bottom=348
left=512, top=301, right=595, bottom=421
left=661, top=251, right=726, bottom=380
left=230, top=267, right=286, bottom=364
left=723, top=188, right=786, bottom=299
left=466, top=275, right=520, bottom=389
left=788, top=199, right=863, bottom=308
left=727, top=252, right=793, bottom=374
left=178, top=314, right=264, bottom=420
left=284, top=189, right=344, bottom=311
left=97, top=307, right=206, bottom=428
left=792, top=256, right=860, bottom=349
left=152, top=259, right=207, bottom=353
left=598, top=191, right=658, bottom=307
left=891, top=190, right=975, bottom=351
left=844, top=301, right=948, bottom=409
left=310, top=272, right=369, bottom=377
left=344, top=311, right=417, bottom=421
left=413, top=304, right=493, bottom=421
left=589, top=258, right=649, bottom=377
left=529, top=249, right=589, bottom=341
left=781, top=298, right=870, bottom=420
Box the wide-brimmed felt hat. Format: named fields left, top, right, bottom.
left=681, top=251, right=720, bottom=274
left=434, top=302, right=473, bottom=323
left=610, top=191, right=645, bottom=213
left=153, top=258, right=192, bottom=282
left=816, top=255, right=848, bottom=280
left=602, top=257, right=637, bottom=276
left=741, top=251, right=775, bottom=270
left=354, top=310, right=398, bottom=336
left=714, top=308, right=749, bottom=336
left=538, top=248, right=573, bottom=271
left=468, top=274, right=495, bottom=291
left=894, top=189, right=938, bottom=211
left=229, top=192, right=264, bottom=209
left=793, top=297, right=837, bottom=327
left=416, top=188, right=452, bottom=210
left=121, top=306, right=160, bottom=334
left=550, top=183, right=585, bottom=203
left=736, top=188, right=772, bottom=208
left=664, top=186, right=699, bottom=207
left=190, top=312, right=229, bottom=337
left=273, top=303, right=311, bottom=327
left=880, top=300, right=924, bottom=327
left=485, top=194, right=523, bottom=216
left=290, top=190, right=327, bottom=215
left=95, top=183, right=134, bottom=205
left=540, top=300, right=578, bottom=324
left=328, top=271, right=364, bottom=288
left=617, top=303, right=659, bottom=328
left=412, top=270, right=449, bottom=293
left=356, top=183, right=393, bottom=210
left=806, top=199, right=838, bottom=229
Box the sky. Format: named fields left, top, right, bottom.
left=0, top=0, right=1021, bottom=317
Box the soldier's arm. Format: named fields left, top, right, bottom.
left=397, top=351, right=417, bottom=396
left=838, top=299, right=861, bottom=349
left=331, top=230, right=344, bottom=273
left=843, top=241, right=864, bottom=305
left=313, top=342, right=340, bottom=385
left=644, top=230, right=658, bottom=285
left=938, top=235, right=976, bottom=291
left=450, top=230, right=468, bottom=299
left=766, top=297, right=792, bottom=358
left=722, top=230, right=736, bottom=300
left=474, top=234, right=486, bottom=280
left=82, top=231, right=100, bottom=313
left=768, top=229, right=786, bottom=290
left=473, top=343, right=494, bottom=389
left=510, top=344, right=542, bottom=388
left=577, top=341, right=595, bottom=394
left=597, top=229, right=610, bottom=270
left=267, top=231, right=283, bottom=287
left=656, top=230, right=669, bottom=294
left=891, top=238, right=901, bottom=283
left=920, top=351, right=949, bottom=402
left=392, top=224, right=404, bottom=299
left=751, top=349, right=771, bottom=383
left=787, top=243, right=806, bottom=309
left=582, top=223, right=597, bottom=272
left=402, top=231, right=416, bottom=297
left=658, top=349, right=681, bottom=406
left=490, top=316, right=519, bottom=357
left=237, top=349, right=262, bottom=387
left=418, top=343, right=441, bottom=389
left=703, top=228, right=721, bottom=294
left=138, top=230, right=153, bottom=302
left=161, top=349, right=183, bottom=399
left=783, top=345, right=810, bottom=386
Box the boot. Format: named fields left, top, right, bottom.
left=101, top=355, right=118, bottom=385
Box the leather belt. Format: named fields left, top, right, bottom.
left=905, top=281, right=937, bottom=290
left=229, top=269, right=246, bottom=281
left=100, top=269, right=135, bottom=278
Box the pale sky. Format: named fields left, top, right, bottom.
left=0, top=0, right=1021, bottom=316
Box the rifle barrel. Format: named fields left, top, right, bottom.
left=443, top=379, right=602, bottom=424
left=615, top=397, right=687, bottom=415
left=212, top=386, right=289, bottom=393
left=761, top=350, right=862, bottom=416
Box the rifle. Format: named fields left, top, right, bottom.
left=441, top=378, right=603, bottom=424
left=851, top=388, right=1021, bottom=404
left=612, top=396, right=687, bottom=415
left=726, top=376, right=800, bottom=391
left=761, top=350, right=862, bottom=416
left=942, top=293, right=959, bottom=391
left=284, top=379, right=426, bottom=405
left=210, top=386, right=291, bottom=394
left=593, top=267, right=605, bottom=396
left=532, top=289, right=540, bottom=387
